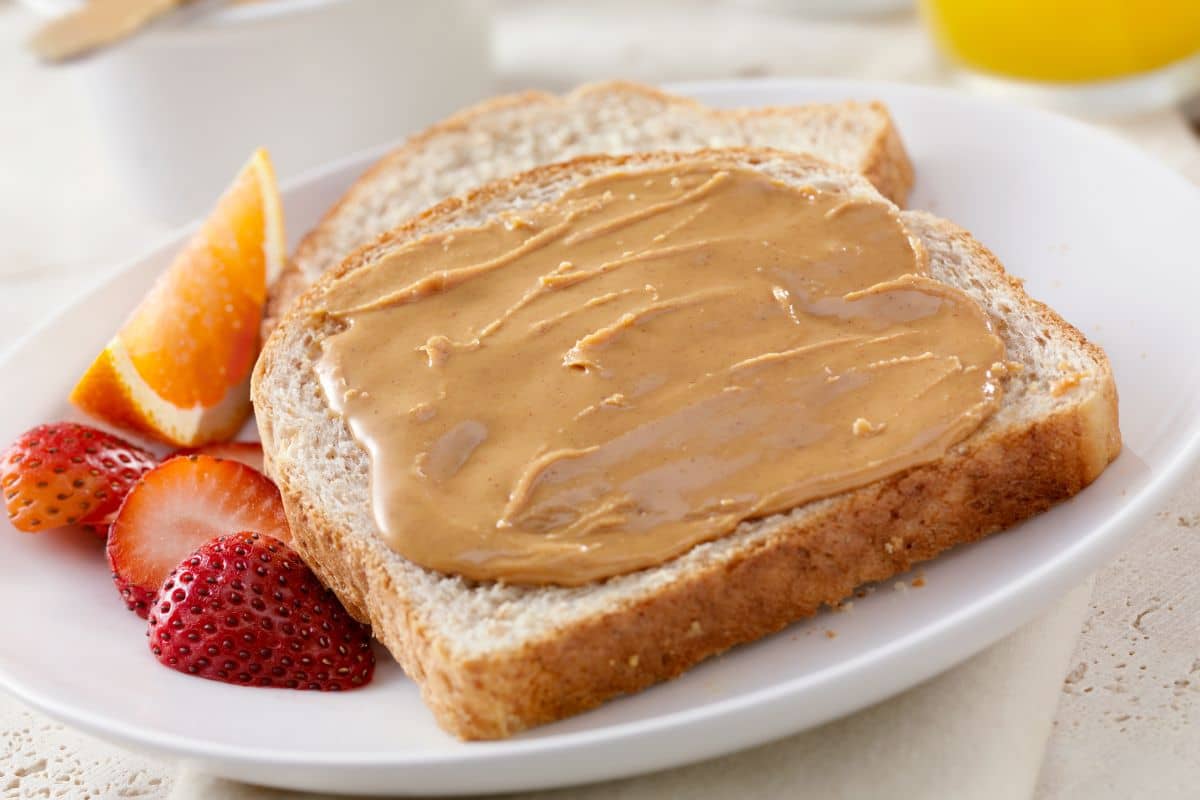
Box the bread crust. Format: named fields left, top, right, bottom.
left=263, top=81, right=913, bottom=333
left=287, top=150, right=882, bottom=311
left=275, top=400, right=1113, bottom=739
left=253, top=149, right=1119, bottom=740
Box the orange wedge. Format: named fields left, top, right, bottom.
left=71, top=149, right=285, bottom=447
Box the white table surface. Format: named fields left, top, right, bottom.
left=3, top=2, right=1200, bottom=798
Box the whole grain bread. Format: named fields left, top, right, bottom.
left=264, top=81, right=913, bottom=332
left=252, top=149, right=1120, bottom=740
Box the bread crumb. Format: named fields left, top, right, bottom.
left=893, top=580, right=909, bottom=592
left=852, top=417, right=886, bottom=437
left=1064, top=662, right=1088, bottom=684
left=825, top=629, right=837, bottom=639
left=628, top=655, right=640, bottom=668
left=912, top=576, right=926, bottom=588
left=834, top=600, right=854, bottom=613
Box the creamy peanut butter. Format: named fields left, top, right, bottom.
left=314, top=163, right=1006, bottom=585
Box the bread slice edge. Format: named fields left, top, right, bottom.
left=264, top=80, right=913, bottom=332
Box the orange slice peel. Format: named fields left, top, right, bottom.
left=71, top=149, right=284, bottom=447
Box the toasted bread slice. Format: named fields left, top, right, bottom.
left=264, top=81, right=913, bottom=332
left=252, top=149, right=1119, bottom=740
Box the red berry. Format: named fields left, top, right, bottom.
left=84, top=513, right=119, bottom=540
left=108, top=455, right=291, bottom=617
left=147, top=532, right=374, bottom=691
left=173, top=441, right=265, bottom=474
left=1, top=422, right=156, bottom=533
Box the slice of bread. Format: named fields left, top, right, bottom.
left=264, top=81, right=913, bottom=332
left=252, top=149, right=1120, bottom=741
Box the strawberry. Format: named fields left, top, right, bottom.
left=108, top=454, right=291, bottom=618
left=83, top=513, right=119, bottom=539
left=1, top=422, right=156, bottom=533
left=148, top=532, right=374, bottom=690
left=173, top=441, right=264, bottom=474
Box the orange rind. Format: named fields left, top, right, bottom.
left=72, top=149, right=284, bottom=446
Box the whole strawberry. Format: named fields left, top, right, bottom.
left=148, top=532, right=374, bottom=691
left=1, top=422, right=156, bottom=533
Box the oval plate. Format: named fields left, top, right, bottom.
left=1, top=79, right=1197, bottom=795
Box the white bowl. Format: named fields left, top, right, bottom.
left=23, top=0, right=493, bottom=223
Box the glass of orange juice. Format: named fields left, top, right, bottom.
left=921, top=0, right=1200, bottom=114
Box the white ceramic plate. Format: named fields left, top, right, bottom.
left=1, top=79, right=1197, bottom=796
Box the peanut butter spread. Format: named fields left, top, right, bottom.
left=314, top=163, right=1005, bottom=585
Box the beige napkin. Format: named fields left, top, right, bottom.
left=167, top=580, right=1092, bottom=800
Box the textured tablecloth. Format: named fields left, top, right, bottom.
left=2, top=2, right=1199, bottom=798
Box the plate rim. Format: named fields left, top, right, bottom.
left=1, top=76, right=1197, bottom=793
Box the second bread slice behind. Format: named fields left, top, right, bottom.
left=266, top=81, right=913, bottom=329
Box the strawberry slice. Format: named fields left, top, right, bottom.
left=174, top=441, right=265, bottom=474
left=108, top=454, right=290, bottom=618
left=1, top=423, right=156, bottom=533
left=148, top=532, right=373, bottom=690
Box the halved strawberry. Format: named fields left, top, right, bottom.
left=108, top=454, right=290, bottom=617
left=148, top=532, right=373, bottom=690
left=174, top=441, right=265, bottom=474
left=84, top=512, right=120, bottom=540
left=1, top=422, right=156, bottom=533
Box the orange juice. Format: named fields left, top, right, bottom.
left=921, top=0, right=1200, bottom=83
